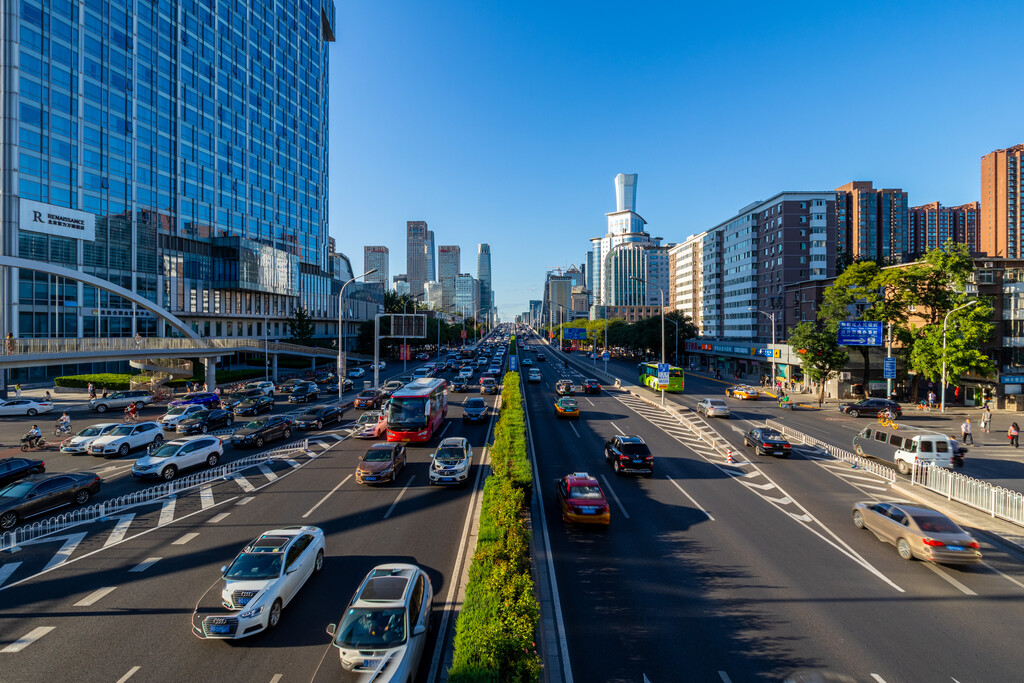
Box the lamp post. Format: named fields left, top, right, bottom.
left=403, top=292, right=425, bottom=372
left=264, top=314, right=269, bottom=382
left=631, top=276, right=665, bottom=405
left=751, top=308, right=776, bottom=386
left=941, top=300, right=979, bottom=413
left=666, top=317, right=679, bottom=367
left=337, top=268, right=377, bottom=402
left=593, top=292, right=609, bottom=373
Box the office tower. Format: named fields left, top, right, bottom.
left=438, top=245, right=461, bottom=313
left=455, top=274, right=480, bottom=316
left=363, top=246, right=389, bottom=285
left=980, top=144, right=1024, bottom=258
left=0, top=0, right=338, bottom=351
left=529, top=300, right=543, bottom=327
left=425, top=230, right=436, bottom=282
left=406, top=221, right=429, bottom=297
left=477, top=243, right=492, bottom=322
left=908, top=202, right=982, bottom=257
left=424, top=281, right=443, bottom=311
left=543, top=273, right=572, bottom=326
left=835, top=182, right=910, bottom=265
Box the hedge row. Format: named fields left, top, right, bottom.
left=54, top=367, right=269, bottom=390
left=448, top=347, right=540, bottom=681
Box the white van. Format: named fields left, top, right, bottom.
left=853, top=425, right=959, bottom=474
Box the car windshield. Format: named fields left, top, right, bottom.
left=109, top=392, right=126, bottom=399
left=560, top=400, right=577, bottom=409
left=225, top=552, right=282, bottom=580
left=465, top=399, right=485, bottom=409
left=913, top=515, right=961, bottom=533
left=335, top=608, right=407, bottom=648
left=110, top=425, right=135, bottom=436
left=244, top=420, right=268, bottom=429
left=358, top=391, right=376, bottom=399
left=148, top=444, right=182, bottom=459
left=78, top=425, right=108, bottom=437
left=569, top=485, right=603, bottom=500
left=363, top=449, right=394, bottom=463
left=165, top=407, right=189, bottom=416
left=621, top=443, right=650, bottom=455
left=436, top=447, right=466, bottom=462
left=387, top=398, right=427, bottom=429
left=0, top=481, right=35, bottom=498
left=182, top=411, right=210, bottom=421
left=239, top=398, right=260, bottom=405
left=357, top=414, right=379, bottom=425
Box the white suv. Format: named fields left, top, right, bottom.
left=429, top=437, right=472, bottom=486
left=88, top=422, right=164, bottom=457
left=244, top=380, right=276, bottom=396
left=131, top=436, right=224, bottom=481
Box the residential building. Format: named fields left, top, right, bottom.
left=438, top=245, right=461, bottom=313
left=363, top=246, right=389, bottom=285
left=980, top=144, right=1024, bottom=258
left=700, top=228, right=725, bottom=338
left=424, top=281, right=443, bottom=311
left=908, top=202, right=982, bottom=257
left=603, top=305, right=664, bottom=323
left=406, top=221, right=429, bottom=297
left=477, top=243, right=492, bottom=322
left=670, top=234, right=704, bottom=332
left=570, top=286, right=590, bottom=320
left=835, top=181, right=910, bottom=265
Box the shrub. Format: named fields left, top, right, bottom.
left=53, top=373, right=140, bottom=390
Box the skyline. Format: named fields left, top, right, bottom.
left=326, top=1, right=1024, bottom=319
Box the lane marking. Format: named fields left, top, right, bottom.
left=257, top=463, right=278, bottom=481
left=0, top=562, right=22, bottom=589
left=104, top=514, right=135, bottom=548
left=1, top=626, right=55, bottom=653
left=43, top=532, right=87, bottom=572
left=235, top=496, right=254, bottom=505
left=568, top=422, right=580, bottom=438
left=870, top=676, right=887, bottom=683
left=74, top=586, right=117, bottom=607
left=583, top=398, right=595, bottom=407
left=129, top=557, right=160, bottom=572
left=436, top=421, right=453, bottom=440
left=199, top=484, right=214, bottom=509
left=158, top=498, right=176, bottom=527
left=116, top=667, right=141, bottom=683
left=285, top=459, right=300, bottom=468
left=612, top=422, right=626, bottom=436
left=383, top=476, right=415, bottom=520
left=233, top=475, right=256, bottom=492
left=719, top=673, right=733, bottom=683
left=923, top=562, right=976, bottom=595
left=269, top=676, right=282, bottom=683
left=666, top=476, right=714, bottom=521
left=982, top=561, right=1024, bottom=591
left=172, top=532, right=200, bottom=546
left=599, top=475, right=629, bottom=519
left=208, top=512, right=231, bottom=524
left=302, top=475, right=352, bottom=519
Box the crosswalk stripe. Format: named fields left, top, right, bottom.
left=257, top=464, right=278, bottom=481
left=42, top=532, right=87, bottom=572
left=199, top=484, right=214, bottom=509
left=103, top=514, right=136, bottom=548
left=0, top=562, right=22, bottom=589
left=233, top=475, right=255, bottom=492
left=208, top=512, right=230, bottom=524
left=158, top=498, right=176, bottom=527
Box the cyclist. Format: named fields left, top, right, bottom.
left=777, top=392, right=791, bottom=410
left=23, top=424, right=41, bottom=448
left=56, top=412, right=72, bottom=435
left=124, top=402, right=139, bottom=422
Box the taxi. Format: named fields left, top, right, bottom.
left=555, top=472, right=610, bottom=526
left=725, top=385, right=760, bottom=400
left=555, top=379, right=575, bottom=396
left=553, top=397, right=579, bottom=419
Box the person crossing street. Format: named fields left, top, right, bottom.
left=961, top=418, right=974, bottom=445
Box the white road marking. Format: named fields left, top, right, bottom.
left=129, top=557, right=161, bottom=572
left=666, top=477, right=714, bottom=521
left=568, top=422, right=580, bottom=438
left=257, top=463, right=278, bottom=481
left=285, top=459, right=300, bottom=468
left=269, top=676, right=282, bottom=683
left=719, top=672, right=733, bottom=683
left=157, top=498, right=176, bottom=527
left=74, top=586, right=117, bottom=607
left=763, top=495, right=793, bottom=505
left=115, top=667, right=141, bottom=683
left=302, top=475, right=352, bottom=519
left=0, top=562, right=22, bottom=589
left=870, top=675, right=887, bottom=683
left=104, top=514, right=136, bottom=548
left=233, top=475, right=255, bottom=492
left=235, top=496, right=254, bottom=505
left=42, top=532, right=87, bottom=572
left=982, top=561, right=1024, bottom=591
left=923, top=562, right=976, bottom=595
left=172, top=532, right=200, bottom=546
left=384, top=476, right=415, bottom=519
left=437, top=421, right=453, bottom=440
left=199, top=484, right=214, bottom=509
left=1, top=626, right=55, bottom=652
left=612, top=422, right=626, bottom=436
left=208, top=512, right=231, bottom=524
left=740, top=480, right=776, bottom=491
left=599, top=475, right=629, bottom=519
left=583, top=397, right=595, bottom=407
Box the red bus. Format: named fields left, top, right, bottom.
left=386, top=378, right=448, bottom=442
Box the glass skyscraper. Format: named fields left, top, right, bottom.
left=0, top=0, right=338, bottom=355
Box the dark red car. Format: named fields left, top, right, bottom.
left=582, top=379, right=601, bottom=394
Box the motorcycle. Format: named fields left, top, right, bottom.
left=20, top=435, right=47, bottom=452
left=950, top=437, right=968, bottom=468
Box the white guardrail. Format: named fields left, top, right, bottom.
left=0, top=439, right=309, bottom=552
left=764, top=419, right=897, bottom=483
left=911, top=461, right=1024, bottom=527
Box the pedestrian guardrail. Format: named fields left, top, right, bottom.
left=0, top=439, right=309, bottom=552
left=764, top=419, right=897, bottom=483
left=911, top=461, right=1024, bottom=527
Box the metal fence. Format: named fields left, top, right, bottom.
left=911, top=462, right=1024, bottom=526
left=764, top=419, right=897, bottom=483
left=0, top=439, right=309, bottom=552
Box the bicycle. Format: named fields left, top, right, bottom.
left=152, top=391, right=171, bottom=403
left=53, top=422, right=72, bottom=437
left=123, top=411, right=138, bottom=423
left=877, top=412, right=899, bottom=429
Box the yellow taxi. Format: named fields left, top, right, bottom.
left=555, top=472, right=610, bottom=526
left=553, top=397, right=579, bottom=419
left=725, top=385, right=759, bottom=400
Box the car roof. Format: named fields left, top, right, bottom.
left=616, top=436, right=645, bottom=444
left=242, top=527, right=312, bottom=553
left=163, top=437, right=214, bottom=446
left=352, top=564, right=419, bottom=606
left=368, top=442, right=399, bottom=450
left=439, top=437, right=469, bottom=447
left=565, top=472, right=600, bottom=487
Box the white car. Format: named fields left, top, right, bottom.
left=373, top=361, right=387, bottom=371
left=327, top=563, right=433, bottom=681
left=60, top=423, right=120, bottom=454
left=131, top=436, right=224, bottom=481
left=244, top=380, right=275, bottom=396
left=457, top=369, right=473, bottom=380
left=355, top=411, right=386, bottom=439
left=429, top=437, right=472, bottom=486
left=349, top=367, right=366, bottom=378
left=159, top=404, right=208, bottom=430
left=528, top=369, right=542, bottom=383
left=696, top=398, right=731, bottom=418
left=193, top=526, right=326, bottom=639
left=88, top=421, right=164, bottom=457
left=0, top=398, right=54, bottom=417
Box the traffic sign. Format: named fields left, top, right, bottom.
left=657, top=363, right=670, bottom=389
left=883, top=357, right=896, bottom=379
left=837, top=321, right=883, bottom=346
left=563, top=328, right=587, bottom=340
left=602, top=351, right=610, bottom=362
left=510, top=356, right=517, bottom=371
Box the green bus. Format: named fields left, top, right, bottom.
left=637, top=363, right=684, bottom=393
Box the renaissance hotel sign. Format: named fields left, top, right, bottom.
left=19, top=199, right=95, bottom=241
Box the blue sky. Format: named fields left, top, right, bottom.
left=327, top=1, right=1024, bottom=320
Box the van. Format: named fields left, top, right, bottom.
left=853, top=426, right=959, bottom=474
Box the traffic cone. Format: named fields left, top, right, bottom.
left=727, top=449, right=734, bottom=463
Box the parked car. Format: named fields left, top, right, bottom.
left=233, top=395, right=275, bottom=416
left=480, top=378, right=499, bottom=395
left=59, top=423, right=120, bottom=454
left=244, top=380, right=276, bottom=396
left=354, top=411, right=387, bottom=439
left=353, top=389, right=383, bottom=410
left=462, top=398, right=487, bottom=422
left=555, top=380, right=575, bottom=396
left=743, top=427, right=792, bottom=458
left=839, top=398, right=903, bottom=418
left=326, top=563, right=433, bottom=679
left=88, top=390, right=152, bottom=414
left=725, top=385, right=760, bottom=400
left=169, top=392, right=221, bottom=409
left=554, top=397, right=579, bottom=419
left=221, top=388, right=265, bottom=411
left=131, top=436, right=224, bottom=481
left=582, top=379, right=601, bottom=394
left=604, top=436, right=654, bottom=476
left=294, top=405, right=343, bottom=430
left=696, top=398, right=730, bottom=418
left=230, top=416, right=293, bottom=448
left=852, top=501, right=982, bottom=564
left=555, top=472, right=610, bottom=526
left=0, top=472, right=102, bottom=530
left=355, top=443, right=407, bottom=485
left=287, top=383, right=321, bottom=403
left=160, top=404, right=208, bottom=430
left=192, top=526, right=326, bottom=639
left=88, top=422, right=164, bottom=457
left=176, top=409, right=235, bottom=435
left=429, top=437, right=472, bottom=486
left=0, top=457, right=46, bottom=488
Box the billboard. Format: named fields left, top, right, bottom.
left=385, top=314, right=427, bottom=338
left=837, top=321, right=883, bottom=347
left=563, top=328, right=587, bottom=340
left=20, top=198, right=95, bottom=241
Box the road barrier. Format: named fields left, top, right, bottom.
left=764, top=419, right=897, bottom=483
left=540, top=340, right=621, bottom=389
left=911, top=461, right=1024, bottom=527
left=0, top=439, right=309, bottom=552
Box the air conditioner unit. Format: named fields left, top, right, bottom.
left=840, top=372, right=852, bottom=380
left=985, top=262, right=994, bottom=268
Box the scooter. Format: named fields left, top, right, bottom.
left=20, top=435, right=47, bottom=452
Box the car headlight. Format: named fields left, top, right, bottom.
left=239, top=604, right=264, bottom=619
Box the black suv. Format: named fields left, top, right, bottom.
left=838, top=398, right=902, bottom=418
left=229, top=415, right=293, bottom=448
left=462, top=398, right=487, bottom=422
left=176, top=408, right=235, bottom=435
left=604, top=435, right=654, bottom=476
left=288, top=382, right=321, bottom=403
left=221, top=388, right=264, bottom=411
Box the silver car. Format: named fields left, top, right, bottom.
left=852, top=501, right=982, bottom=564
left=696, top=398, right=730, bottom=418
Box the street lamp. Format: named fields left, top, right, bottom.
left=751, top=308, right=776, bottom=386
left=403, top=292, right=425, bottom=372
left=630, top=276, right=665, bottom=405
left=337, top=268, right=378, bottom=402
left=941, top=299, right=980, bottom=413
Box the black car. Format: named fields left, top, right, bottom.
left=451, top=379, right=470, bottom=392
left=582, top=379, right=601, bottom=394
left=839, top=398, right=903, bottom=418
left=480, top=378, right=499, bottom=395
left=604, top=435, right=654, bottom=476
left=743, top=427, right=792, bottom=458
left=233, top=395, right=275, bottom=416
left=0, top=457, right=46, bottom=488
left=176, top=409, right=235, bottom=435
left=229, top=416, right=293, bottom=448
left=318, top=378, right=353, bottom=394
left=288, top=383, right=321, bottom=403
left=295, top=405, right=343, bottom=430
left=462, top=398, right=488, bottom=422
left=221, top=389, right=264, bottom=411
left=536, top=354, right=546, bottom=362
left=275, top=378, right=309, bottom=394
left=0, top=472, right=102, bottom=530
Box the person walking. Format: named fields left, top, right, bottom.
left=954, top=386, right=960, bottom=405
left=890, top=388, right=898, bottom=402
left=88, top=382, right=96, bottom=400
left=927, top=390, right=936, bottom=410
left=5, top=332, right=14, bottom=355
left=14, top=383, right=21, bottom=398
left=1010, top=422, right=1020, bottom=449
left=961, top=418, right=974, bottom=445
left=135, top=332, right=142, bottom=347
left=981, top=404, right=992, bottom=433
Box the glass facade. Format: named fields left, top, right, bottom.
left=3, top=0, right=337, bottom=341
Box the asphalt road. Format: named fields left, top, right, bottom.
left=522, top=333, right=1024, bottom=683
left=0, top=345, right=503, bottom=682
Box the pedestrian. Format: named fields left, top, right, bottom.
left=135, top=332, right=142, bottom=347
left=890, top=388, right=898, bottom=402
left=14, top=383, right=21, bottom=398
left=927, top=391, right=936, bottom=410
left=1010, top=422, right=1020, bottom=449
left=954, top=386, right=960, bottom=404
left=101, top=387, right=108, bottom=399
left=981, top=404, right=992, bottom=433
left=44, top=391, right=51, bottom=403
left=202, top=382, right=208, bottom=392
left=961, top=418, right=974, bottom=445
left=5, top=332, right=13, bottom=355
left=88, top=382, right=96, bottom=399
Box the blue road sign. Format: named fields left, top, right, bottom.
left=563, top=328, right=587, bottom=340
left=837, top=321, right=884, bottom=347
left=510, top=356, right=517, bottom=372
left=883, top=357, right=896, bottom=379
left=657, top=362, right=670, bottom=388
left=602, top=351, right=610, bottom=362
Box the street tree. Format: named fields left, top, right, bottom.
left=907, top=296, right=996, bottom=391
left=286, top=306, right=315, bottom=347
left=787, top=321, right=849, bottom=407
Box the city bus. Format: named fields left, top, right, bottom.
left=386, top=377, right=448, bottom=442
left=637, top=362, right=684, bottom=393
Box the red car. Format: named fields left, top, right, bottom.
left=353, top=389, right=382, bottom=409
left=582, top=379, right=601, bottom=394
left=555, top=472, right=610, bottom=526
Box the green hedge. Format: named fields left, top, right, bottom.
left=55, top=367, right=269, bottom=390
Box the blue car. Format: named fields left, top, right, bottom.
left=169, top=392, right=221, bottom=408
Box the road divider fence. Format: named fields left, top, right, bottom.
left=764, top=419, right=896, bottom=483
left=910, top=459, right=1024, bottom=527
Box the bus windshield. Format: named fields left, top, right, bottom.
left=388, top=397, right=427, bottom=430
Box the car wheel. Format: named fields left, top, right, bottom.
left=74, top=489, right=91, bottom=505
left=255, top=437, right=265, bottom=448
left=96, top=404, right=108, bottom=413
left=853, top=510, right=865, bottom=529
left=119, top=443, right=130, bottom=457
left=135, top=402, right=146, bottom=411
left=226, top=416, right=234, bottom=427
left=897, top=538, right=914, bottom=561
left=206, top=454, right=219, bottom=468
left=27, top=408, right=37, bottom=417
left=161, top=466, right=178, bottom=481
left=267, top=599, right=283, bottom=629
left=200, top=425, right=209, bottom=434
left=849, top=409, right=860, bottom=418
left=313, top=549, right=324, bottom=574
left=283, top=428, right=291, bottom=439
left=315, top=420, right=323, bottom=430
left=613, top=460, right=622, bottom=475
left=153, top=434, right=163, bottom=446
left=0, top=511, right=18, bottom=530
left=897, top=460, right=910, bottom=475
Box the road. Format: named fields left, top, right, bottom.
left=522, top=333, right=1024, bottom=682
left=0, top=348, right=500, bottom=682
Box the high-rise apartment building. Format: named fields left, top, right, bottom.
left=0, top=0, right=338, bottom=353
left=437, top=245, right=461, bottom=313
left=908, top=202, right=981, bottom=257
left=980, top=145, right=1024, bottom=258
left=406, top=221, right=429, bottom=297
left=670, top=235, right=704, bottom=333
left=477, top=243, right=492, bottom=322
left=835, top=182, right=909, bottom=265
left=543, top=273, right=573, bottom=326
left=363, top=246, right=389, bottom=285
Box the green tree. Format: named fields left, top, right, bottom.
left=787, top=321, right=849, bottom=407
left=908, top=297, right=996, bottom=390
left=286, top=306, right=315, bottom=347
left=818, top=261, right=885, bottom=398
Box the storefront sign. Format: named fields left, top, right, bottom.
left=1000, top=375, right=1024, bottom=384
left=19, top=199, right=95, bottom=241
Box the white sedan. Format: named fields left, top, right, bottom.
left=159, top=404, right=208, bottom=430
left=60, top=423, right=120, bottom=454
left=193, top=526, right=325, bottom=639
left=0, top=399, right=54, bottom=417
left=88, top=421, right=164, bottom=457
left=131, top=436, right=224, bottom=481
left=349, top=368, right=366, bottom=378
